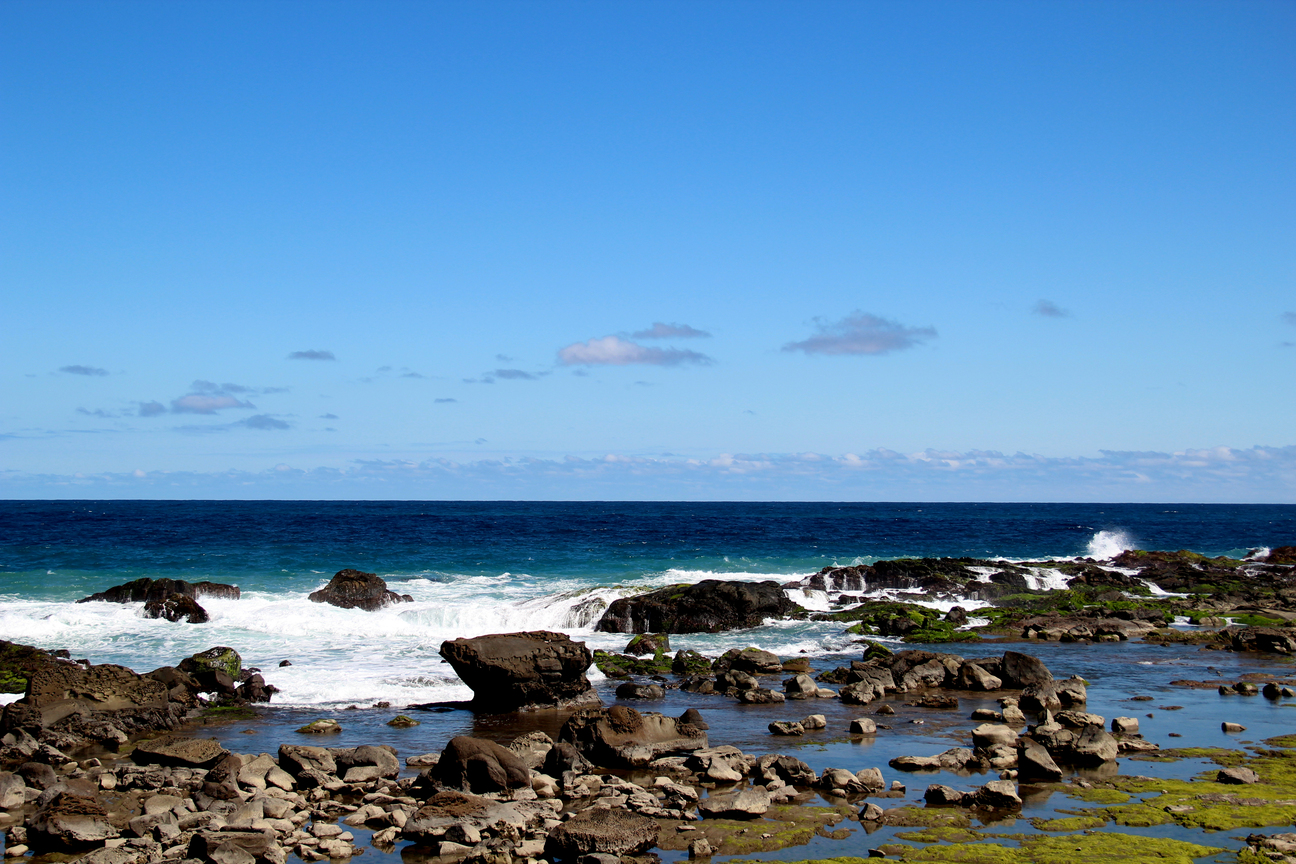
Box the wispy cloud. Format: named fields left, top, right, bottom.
left=60, top=365, right=109, bottom=376
left=138, top=401, right=166, bottom=417
left=240, top=415, right=290, bottom=430
left=1033, top=300, right=1070, bottom=318
left=171, top=394, right=254, bottom=414
left=494, top=369, right=539, bottom=380
left=1283, top=312, right=1296, bottom=326
left=632, top=322, right=711, bottom=339
left=558, top=335, right=713, bottom=366
left=319, top=413, right=339, bottom=420
left=76, top=408, right=117, bottom=418
left=288, top=350, right=336, bottom=361
left=435, top=398, right=458, bottom=403
left=783, top=312, right=936, bottom=356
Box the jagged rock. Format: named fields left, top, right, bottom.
left=671, top=650, right=713, bottom=675
left=561, top=705, right=706, bottom=767
left=1227, top=627, right=1296, bottom=654
left=686, top=746, right=748, bottom=783
left=840, top=681, right=878, bottom=706
left=856, top=767, right=885, bottom=790
left=754, top=754, right=816, bottom=786
left=387, top=715, right=419, bottom=728
left=679, top=707, right=709, bottom=729
left=697, top=785, right=770, bottom=818
left=143, top=593, right=210, bottom=624
left=1111, top=716, right=1140, bottom=734
left=738, top=687, right=785, bottom=704
left=1069, top=725, right=1119, bottom=764
left=433, top=737, right=530, bottom=793
left=784, top=674, right=824, bottom=699
left=178, top=647, right=242, bottom=692
left=308, top=569, right=412, bottom=611
left=957, top=662, right=1002, bottom=691
left=595, top=580, right=802, bottom=634
left=295, top=720, right=340, bottom=735
left=0, top=771, right=26, bottom=808
left=132, top=735, right=228, bottom=769
left=859, top=802, right=885, bottom=821
left=505, top=731, right=554, bottom=770
left=188, top=828, right=280, bottom=864
left=769, top=721, right=803, bottom=736
left=333, top=744, right=400, bottom=781
left=439, top=631, right=599, bottom=711
left=545, top=808, right=659, bottom=857
left=1016, top=737, right=1063, bottom=781
left=543, top=742, right=593, bottom=776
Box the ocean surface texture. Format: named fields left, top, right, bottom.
left=2, top=500, right=1293, bottom=709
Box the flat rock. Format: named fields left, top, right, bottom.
left=440, top=631, right=599, bottom=711
left=133, top=736, right=229, bottom=769
left=546, top=808, right=659, bottom=857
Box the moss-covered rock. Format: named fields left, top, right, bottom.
left=179, top=646, right=242, bottom=681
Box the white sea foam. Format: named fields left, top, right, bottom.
left=1023, top=568, right=1070, bottom=592
left=1086, top=529, right=1136, bottom=560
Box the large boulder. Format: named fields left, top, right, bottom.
left=20, top=662, right=167, bottom=728
left=713, top=647, right=784, bottom=675
left=132, top=736, right=228, bottom=769
left=433, top=737, right=530, bottom=793
left=78, top=578, right=239, bottom=604
left=1228, top=627, right=1296, bottom=654
left=999, top=651, right=1053, bottom=688
left=308, top=569, right=412, bottom=611
left=143, top=593, right=209, bottom=624
left=595, top=579, right=802, bottom=634
left=439, top=631, right=598, bottom=711
left=559, top=705, right=708, bottom=767
left=545, top=808, right=659, bottom=858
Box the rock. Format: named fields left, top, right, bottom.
left=387, top=714, right=419, bottom=728
left=295, top=719, right=341, bottom=735
left=434, top=737, right=530, bottom=793
left=713, top=647, right=784, bottom=675
left=1223, top=722, right=1247, bottom=733
left=133, top=736, right=228, bottom=769
left=974, top=779, right=1021, bottom=808
left=545, top=809, right=659, bottom=857
left=142, top=593, right=210, bottom=624
left=768, top=721, right=804, bottom=736
left=505, top=731, right=554, bottom=770
left=1227, top=626, right=1296, bottom=655
left=308, top=569, right=412, bottom=611
left=543, top=742, right=593, bottom=776
left=1112, top=716, right=1140, bottom=734
left=945, top=606, right=968, bottom=626
left=840, top=681, right=878, bottom=705
left=972, top=724, right=1017, bottom=748
left=678, top=707, right=709, bottom=729
left=957, top=663, right=1002, bottom=691
left=688, top=838, right=714, bottom=859
left=1020, top=683, right=1063, bottom=713
left=859, top=802, right=885, bottom=821
left=78, top=578, right=239, bottom=605
left=754, top=754, right=816, bottom=787
left=802, top=714, right=827, bottom=729
left=624, top=634, right=671, bottom=656
left=1070, top=726, right=1119, bottom=764
left=924, top=785, right=966, bottom=805
left=687, top=746, right=748, bottom=783
left=188, top=829, right=279, bottom=864
left=20, top=662, right=167, bottom=728
left=19, top=762, right=57, bottom=789
left=1218, top=766, right=1261, bottom=784
left=672, top=650, right=713, bottom=675
left=0, top=771, right=25, bottom=809
left=856, top=767, right=885, bottom=789
left=439, top=631, right=599, bottom=711
left=784, top=674, right=822, bottom=699
left=738, top=687, right=785, bottom=704
left=179, top=646, right=242, bottom=680
left=334, top=744, right=400, bottom=780
left=1016, top=737, right=1063, bottom=781
left=1057, top=711, right=1106, bottom=729
left=29, top=792, right=119, bottom=850
left=615, top=682, right=664, bottom=700
left=999, top=651, right=1053, bottom=688
left=697, top=786, right=771, bottom=818
left=595, top=580, right=802, bottom=634
left=560, top=705, right=707, bottom=767
left=849, top=717, right=878, bottom=735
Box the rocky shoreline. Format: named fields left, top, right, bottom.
left=3, top=622, right=1296, bottom=864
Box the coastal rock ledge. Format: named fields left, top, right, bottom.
left=308, top=569, right=413, bottom=611
left=439, top=631, right=600, bottom=712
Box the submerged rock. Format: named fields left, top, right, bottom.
left=77, top=578, right=239, bottom=605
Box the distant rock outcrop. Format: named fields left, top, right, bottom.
left=595, top=580, right=803, bottom=634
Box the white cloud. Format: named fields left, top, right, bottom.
left=558, top=335, right=712, bottom=366
left=783, top=312, right=936, bottom=356
left=171, top=394, right=254, bottom=414
left=632, top=322, right=711, bottom=339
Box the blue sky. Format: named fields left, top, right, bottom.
left=2, top=0, right=1294, bottom=501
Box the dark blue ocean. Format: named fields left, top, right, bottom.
left=0, top=500, right=1292, bottom=706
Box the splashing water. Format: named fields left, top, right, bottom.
left=1087, top=529, right=1136, bottom=560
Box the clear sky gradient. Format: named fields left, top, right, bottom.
left=3, top=0, right=1294, bottom=501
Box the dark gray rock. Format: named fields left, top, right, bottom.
left=308, top=569, right=412, bottom=611
left=439, top=631, right=599, bottom=711
left=595, top=580, right=802, bottom=634
left=546, top=808, right=659, bottom=857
